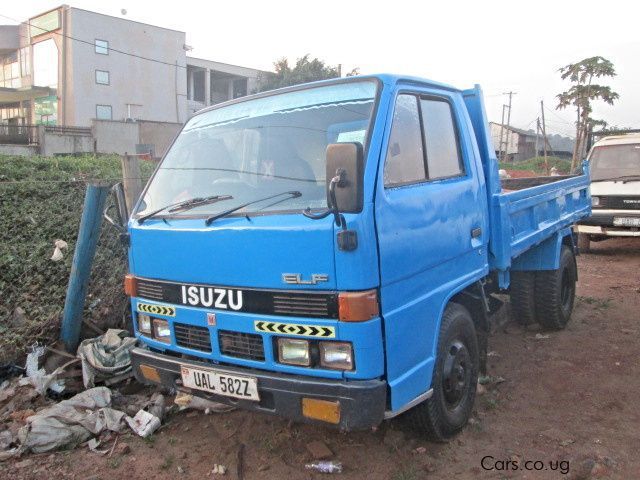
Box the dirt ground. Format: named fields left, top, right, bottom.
left=2, top=238, right=639, bottom=480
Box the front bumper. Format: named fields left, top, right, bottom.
left=131, top=347, right=387, bottom=431
left=576, top=211, right=640, bottom=237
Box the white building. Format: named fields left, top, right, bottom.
left=0, top=5, right=267, bottom=127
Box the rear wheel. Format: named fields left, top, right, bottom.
left=510, top=271, right=537, bottom=326
left=577, top=233, right=590, bottom=253
left=534, top=246, right=577, bottom=330
left=406, top=303, right=478, bottom=441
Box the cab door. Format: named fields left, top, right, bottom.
left=374, top=88, right=489, bottom=411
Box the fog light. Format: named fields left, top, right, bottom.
left=137, top=314, right=152, bottom=335
left=152, top=318, right=171, bottom=343
left=320, top=342, right=353, bottom=370
left=591, top=196, right=600, bottom=207
left=277, top=338, right=310, bottom=366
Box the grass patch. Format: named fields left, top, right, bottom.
left=392, top=465, right=419, bottom=480
left=499, top=156, right=572, bottom=175
left=578, top=296, right=613, bottom=309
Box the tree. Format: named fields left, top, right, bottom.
left=256, top=55, right=350, bottom=92
left=556, top=56, right=619, bottom=170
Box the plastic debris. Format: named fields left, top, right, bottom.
left=305, top=461, right=343, bottom=474
left=125, top=409, right=160, bottom=438
left=211, top=464, right=227, bottom=475
left=17, top=387, right=125, bottom=453
left=77, top=329, right=137, bottom=388
left=174, top=392, right=235, bottom=414
left=21, top=344, right=66, bottom=395
left=50, top=239, right=68, bottom=262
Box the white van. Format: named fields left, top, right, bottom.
left=576, top=133, right=640, bottom=251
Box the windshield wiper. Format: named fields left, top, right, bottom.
left=205, top=191, right=301, bottom=226
left=138, top=195, right=233, bottom=224
left=593, top=174, right=640, bottom=183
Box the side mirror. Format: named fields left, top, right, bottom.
left=103, top=183, right=129, bottom=232
left=325, top=142, right=364, bottom=213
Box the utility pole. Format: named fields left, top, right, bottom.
left=498, top=91, right=516, bottom=162
left=535, top=117, right=540, bottom=158
left=540, top=100, right=549, bottom=175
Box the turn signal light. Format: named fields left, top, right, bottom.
left=338, top=289, right=378, bottom=322
left=124, top=274, right=137, bottom=297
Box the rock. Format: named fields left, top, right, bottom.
left=412, top=446, right=427, bottom=454
left=10, top=307, right=27, bottom=328
left=177, top=465, right=185, bottom=474
left=257, top=464, right=270, bottom=472
left=116, top=443, right=131, bottom=455
left=14, top=459, right=35, bottom=469
left=535, top=333, right=550, bottom=340
left=306, top=440, right=333, bottom=459
left=476, top=383, right=487, bottom=395
left=572, top=457, right=596, bottom=480
left=383, top=429, right=406, bottom=449
left=9, top=409, right=35, bottom=422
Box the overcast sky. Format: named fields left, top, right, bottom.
left=4, top=0, right=639, bottom=137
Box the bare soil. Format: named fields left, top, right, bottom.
left=2, top=238, right=639, bottom=480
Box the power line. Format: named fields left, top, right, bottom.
left=0, top=12, right=187, bottom=70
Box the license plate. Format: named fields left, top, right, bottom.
left=613, top=217, right=640, bottom=227
left=180, top=366, right=259, bottom=401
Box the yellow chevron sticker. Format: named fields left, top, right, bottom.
left=254, top=321, right=335, bottom=338
left=137, top=302, right=176, bottom=317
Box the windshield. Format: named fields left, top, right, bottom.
left=136, top=80, right=379, bottom=219
left=590, top=144, right=640, bottom=181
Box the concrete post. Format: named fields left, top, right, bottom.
left=204, top=68, right=211, bottom=106
left=121, top=154, right=143, bottom=213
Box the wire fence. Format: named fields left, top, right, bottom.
left=0, top=171, right=150, bottom=364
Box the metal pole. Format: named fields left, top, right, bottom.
left=504, top=92, right=514, bottom=161
left=60, top=183, right=110, bottom=352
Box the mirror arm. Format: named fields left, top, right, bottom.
left=302, top=170, right=347, bottom=230
left=103, top=203, right=126, bottom=233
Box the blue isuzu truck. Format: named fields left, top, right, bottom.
left=109, top=75, right=590, bottom=439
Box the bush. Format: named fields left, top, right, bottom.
left=0, top=154, right=155, bottom=361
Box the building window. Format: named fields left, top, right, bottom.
left=95, top=70, right=110, bottom=85
left=95, top=39, right=109, bottom=55
left=96, top=105, right=112, bottom=120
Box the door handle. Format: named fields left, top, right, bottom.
left=471, top=227, right=482, bottom=239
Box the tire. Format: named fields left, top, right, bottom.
left=534, top=245, right=577, bottom=330
left=406, top=303, right=479, bottom=441
left=577, top=233, right=590, bottom=253
left=510, top=271, right=537, bottom=325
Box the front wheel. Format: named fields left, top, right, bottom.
left=406, top=303, right=479, bottom=441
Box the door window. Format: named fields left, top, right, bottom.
left=420, top=99, right=464, bottom=179
left=384, top=95, right=425, bottom=186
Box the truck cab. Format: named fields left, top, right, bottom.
left=119, top=75, right=590, bottom=439
left=576, top=134, right=640, bottom=251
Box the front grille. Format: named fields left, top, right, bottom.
left=218, top=330, right=265, bottom=361
left=597, top=195, right=640, bottom=210
left=137, top=280, right=165, bottom=301
left=174, top=323, right=212, bottom=352
left=273, top=293, right=331, bottom=317
left=135, top=277, right=339, bottom=319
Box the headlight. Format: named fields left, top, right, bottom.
left=591, top=196, right=600, bottom=207
left=137, top=314, right=152, bottom=334
left=277, top=338, right=310, bottom=366
left=319, top=342, right=354, bottom=370
left=152, top=318, right=171, bottom=343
